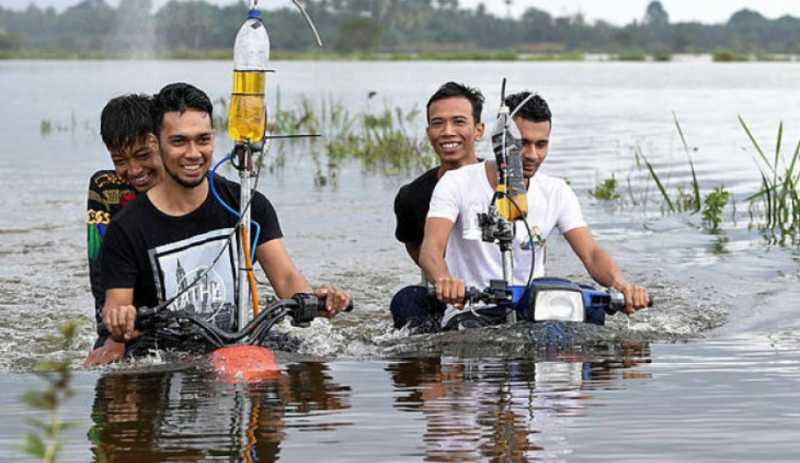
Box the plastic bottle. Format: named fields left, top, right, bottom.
left=492, top=106, right=528, bottom=220
left=227, top=10, right=270, bottom=144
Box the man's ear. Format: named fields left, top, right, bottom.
left=475, top=122, right=485, bottom=140
left=146, top=133, right=159, bottom=150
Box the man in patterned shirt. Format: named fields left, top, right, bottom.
left=85, top=94, right=164, bottom=365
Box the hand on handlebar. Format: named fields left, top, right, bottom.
left=102, top=304, right=141, bottom=342
left=613, top=281, right=651, bottom=315
left=434, top=276, right=466, bottom=308
left=313, top=283, right=351, bottom=318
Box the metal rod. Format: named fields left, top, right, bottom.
left=501, top=243, right=516, bottom=324
left=238, top=145, right=253, bottom=331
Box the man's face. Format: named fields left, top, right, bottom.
left=110, top=136, right=163, bottom=192
left=426, top=97, right=484, bottom=168
left=514, top=117, right=551, bottom=179
left=157, top=110, right=214, bottom=189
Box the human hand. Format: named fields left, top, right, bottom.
left=103, top=304, right=138, bottom=341
left=83, top=338, right=126, bottom=367
left=314, top=283, right=351, bottom=318
left=613, top=281, right=650, bottom=315
left=434, top=276, right=465, bottom=308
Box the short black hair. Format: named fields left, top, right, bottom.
left=100, top=94, right=154, bottom=152
left=426, top=81, right=485, bottom=124
left=504, top=91, right=551, bottom=125
left=151, top=82, right=214, bottom=136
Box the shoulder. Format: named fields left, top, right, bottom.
left=89, top=170, right=122, bottom=187
left=211, top=174, right=240, bottom=195
left=110, top=191, right=152, bottom=226
left=396, top=167, right=438, bottom=200
left=439, top=161, right=484, bottom=186
left=534, top=172, right=572, bottom=194
left=88, top=170, right=137, bottom=217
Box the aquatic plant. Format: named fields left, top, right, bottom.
left=20, top=321, right=79, bottom=463
left=589, top=175, right=621, bottom=201
left=40, top=119, right=52, bottom=136
left=638, top=113, right=702, bottom=213
left=702, top=186, right=730, bottom=233
left=739, top=117, right=800, bottom=243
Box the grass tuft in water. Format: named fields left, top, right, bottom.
left=702, top=186, right=730, bottom=233
left=589, top=175, right=621, bottom=201
left=739, top=117, right=800, bottom=243
left=20, top=321, right=79, bottom=463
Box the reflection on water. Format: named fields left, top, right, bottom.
left=387, top=343, right=651, bottom=462
left=89, top=362, right=350, bottom=462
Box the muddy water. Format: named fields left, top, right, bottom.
left=1, top=60, right=799, bottom=461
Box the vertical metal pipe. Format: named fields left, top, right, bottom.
left=238, top=146, right=252, bottom=331
left=502, top=245, right=516, bottom=324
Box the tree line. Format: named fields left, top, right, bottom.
left=1, top=0, right=799, bottom=57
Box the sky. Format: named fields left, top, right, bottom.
left=3, top=0, right=800, bottom=26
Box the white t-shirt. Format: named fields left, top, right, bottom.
left=427, top=161, right=587, bottom=289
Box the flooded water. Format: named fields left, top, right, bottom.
left=1, top=60, right=800, bottom=461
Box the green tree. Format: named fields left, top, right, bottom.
left=643, top=1, right=669, bottom=27
left=334, top=16, right=383, bottom=52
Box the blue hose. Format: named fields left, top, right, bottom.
left=210, top=154, right=261, bottom=263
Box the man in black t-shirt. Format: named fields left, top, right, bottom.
left=390, top=82, right=486, bottom=330
left=96, top=83, right=351, bottom=362
left=85, top=94, right=165, bottom=365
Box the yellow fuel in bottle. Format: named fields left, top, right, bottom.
left=496, top=183, right=528, bottom=221
left=227, top=71, right=266, bottom=143
left=227, top=10, right=270, bottom=144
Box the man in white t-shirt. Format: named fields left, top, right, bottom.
left=413, top=91, right=650, bottom=330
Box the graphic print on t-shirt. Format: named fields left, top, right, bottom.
left=148, top=228, right=239, bottom=331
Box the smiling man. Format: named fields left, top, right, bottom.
left=417, top=91, right=650, bottom=331
left=85, top=94, right=164, bottom=365
left=390, top=82, right=485, bottom=331
left=94, top=82, right=350, bottom=361
left=393, top=81, right=485, bottom=265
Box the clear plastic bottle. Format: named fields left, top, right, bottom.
left=492, top=107, right=528, bottom=220
left=227, top=10, right=270, bottom=144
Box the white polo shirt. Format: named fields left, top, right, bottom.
left=427, top=161, right=586, bottom=289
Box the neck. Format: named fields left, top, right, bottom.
left=148, top=175, right=209, bottom=216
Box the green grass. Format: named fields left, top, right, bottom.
left=702, top=186, right=730, bottom=233
left=589, top=175, right=622, bottom=201
left=20, top=321, right=80, bottom=463
left=739, top=117, right=800, bottom=242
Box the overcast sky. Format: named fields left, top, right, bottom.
left=3, top=0, right=800, bottom=26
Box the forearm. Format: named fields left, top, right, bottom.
left=419, top=244, right=451, bottom=282
left=583, top=248, right=626, bottom=288
left=271, top=271, right=313, bottom=298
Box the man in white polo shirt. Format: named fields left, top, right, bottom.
left=415, top=91, right=650, bottom=331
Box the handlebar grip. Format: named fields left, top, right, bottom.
left=134, top=306, right=158, bottom=330
left=312, top=295, right=354, bottom=313
left=426, top=286, right=481, bottom=304
left=95, top=306, right=156, bottom=338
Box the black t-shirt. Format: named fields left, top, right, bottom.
left=394, top=167, right=440, bottom=244
left=100, top=175, right=282, bottom=332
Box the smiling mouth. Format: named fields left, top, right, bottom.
left=129, top=172, right=154, bottom=189
left=181, top=163, right=204, bottom=175
left=439, top=141, right=461, bottom=153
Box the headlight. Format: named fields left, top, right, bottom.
left=533, top=289, right=585, bottom=322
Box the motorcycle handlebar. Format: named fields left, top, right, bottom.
left=100, top=293, right=354, bottom=344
